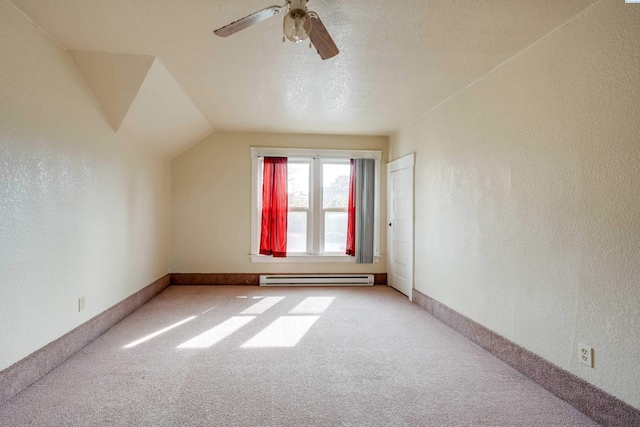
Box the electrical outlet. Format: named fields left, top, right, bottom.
left=579, top=343, right=593, bottom=368
left=78, top=297, right=86, bottom=312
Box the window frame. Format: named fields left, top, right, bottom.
left=250, top=147, right=381, bottom=263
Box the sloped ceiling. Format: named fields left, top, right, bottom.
left=11, top=0, right=597, bottom=138
left=69, top=51, right=155, bottom=132
left=70, top=51, right=213, bottom=157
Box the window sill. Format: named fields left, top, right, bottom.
left=250, top=254, right=381, bottom=263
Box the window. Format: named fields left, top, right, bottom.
left=251, top=148, right=381, bottom=262
left=321, top=160, right=350, bottom=253
left=287, top=160, right=310, bottom=253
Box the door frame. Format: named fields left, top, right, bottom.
left=386, top=153, right=415, bottom=300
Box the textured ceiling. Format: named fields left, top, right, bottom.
left=10, top=0, right=597, bottom=136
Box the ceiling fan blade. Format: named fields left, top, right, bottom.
left=214, top=5, right=284, bottom=37
left=308, top=13, right=339, bottom=60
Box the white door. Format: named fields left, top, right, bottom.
left=387, top=154, right=415, bottom=299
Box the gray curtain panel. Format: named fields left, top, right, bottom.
left=355, top=158, right=375, bottom=263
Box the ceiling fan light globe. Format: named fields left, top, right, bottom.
left=283, top=9, right=312, bottom=43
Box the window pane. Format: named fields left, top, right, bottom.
left=288, top=163, right=309, bottom=208
left=287, top=211, right=307, bottom=253
left=323, top=163, right=350, bottom=209
left=324, top=212, right=347, bottom=253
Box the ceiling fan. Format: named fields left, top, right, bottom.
left=214, top=0, right=339, bottom=60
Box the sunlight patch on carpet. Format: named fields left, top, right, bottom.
left=241, top=316, right=319, bottom=348
left=123, top=316, right=196, bottom=348
left=289, top=297, right=335, bottom=314
left=177, top=316, right=256, bottom=348
left=240, top=296, right=285, bottom=315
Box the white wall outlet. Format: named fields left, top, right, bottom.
left=78, top=297, right=86, bottom=312
left=579, top=343, right=593, bottom=368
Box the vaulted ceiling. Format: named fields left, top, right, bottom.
left=11, top=0, right=597, bottom=138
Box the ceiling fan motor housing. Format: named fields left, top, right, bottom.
left=288, top=0, right=309, bottom=11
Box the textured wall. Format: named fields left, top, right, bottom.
left=171, top=132, right=388, bottom=274
left=390, top=0, right=640, bottom=408
left=0, top=2, right=171, bottom=371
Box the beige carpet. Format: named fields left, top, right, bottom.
left=0, top=285, right=598, bottom=426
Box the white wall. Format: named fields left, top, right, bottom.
left=390, top=0, right=640, bottom=409
left=0, top=1, right=171, bottom=371
left=171, top=132, right=388, bottom=274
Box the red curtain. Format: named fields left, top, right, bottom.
left=346, top=159, right=356, bottom=256
left=260, top=157, right=288, bottom=257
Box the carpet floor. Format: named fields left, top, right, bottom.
left=0, top=285, right=598, bottom=426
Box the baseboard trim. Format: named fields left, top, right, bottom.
left=171, top=273, right=260, bottom=285
left=0, top=274, right=170, bottom=406
left=171, top=273, right=387, bottom=286
left=412, top=289, right=640, bottom=427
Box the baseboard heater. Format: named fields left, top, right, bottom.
left=259, top=274, right=374, bottom=286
